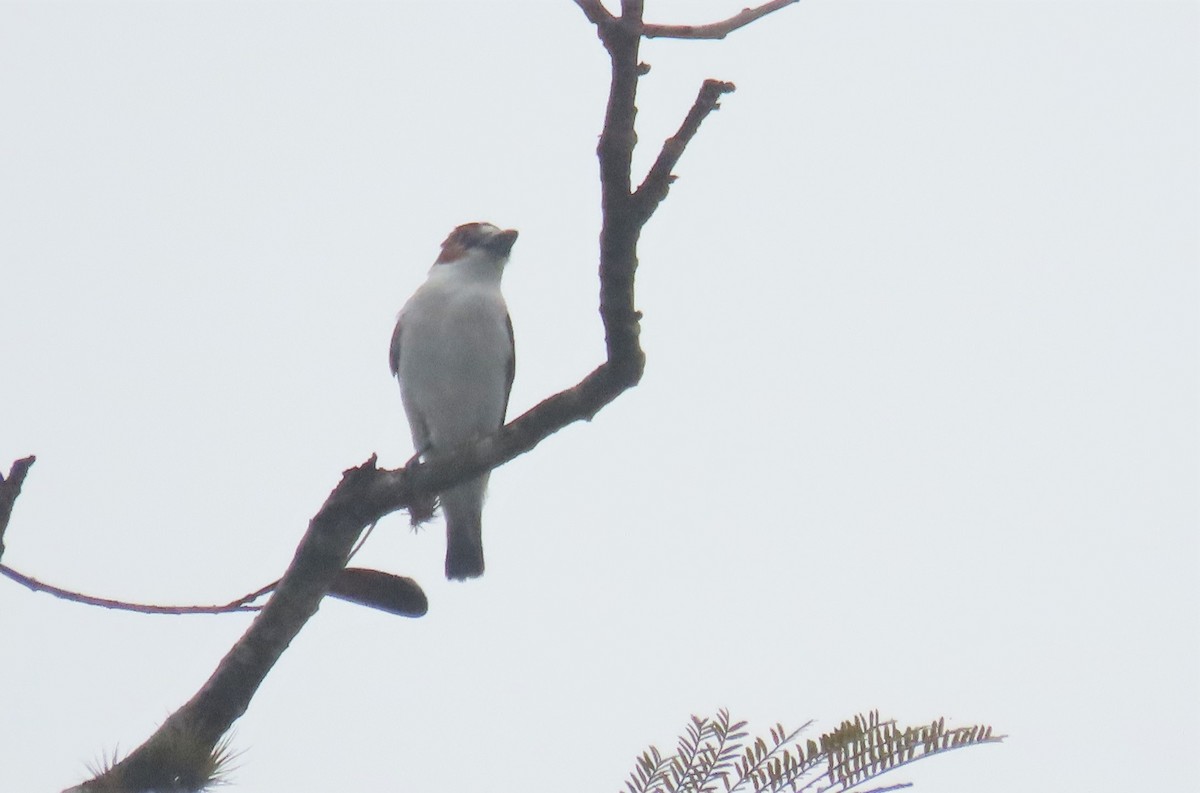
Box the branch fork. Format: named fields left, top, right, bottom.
left=0, top=2, right=802, bottom=788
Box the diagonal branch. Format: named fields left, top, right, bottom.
left=0, top=455, right=35, bottom=563
left=573, top=0, right=614, bottom=29
left=66, top=1, right=797, bottom=788
left=70, top=459, right=390, bottom=791
left=643, top=0, right=801, bottom=40
left=633, top=79, right=736, bottom=222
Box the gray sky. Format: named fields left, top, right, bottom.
left=1, top=1, right=1196, bottom=791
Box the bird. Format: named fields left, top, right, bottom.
left=389, top=221, right=518, bottom=580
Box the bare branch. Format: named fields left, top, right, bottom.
left=77, top=458, right=388, bottom=789
left=633, top=79, right=736, bottom=222
left=573, top=0, right=614, bottom=29
left=592, top=2, right=649, bottom=375
left=0, top=455, right=35, bottom=562
left=643, top=0, right=800, bottom=40
left=0, top=563, right=269, bottom=614
left=67, top=364, right=650, bottom=787
left=67, top=1, right=789, bottom=786
left=2, top=494, right=410, bottom=618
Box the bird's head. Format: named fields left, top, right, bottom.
left=435, top=222, right=519, bottom=267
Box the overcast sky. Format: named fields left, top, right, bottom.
left=1, top=1, right=1196, bottom=791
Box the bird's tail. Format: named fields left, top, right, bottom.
left=441, top=474, right=488, bottom=580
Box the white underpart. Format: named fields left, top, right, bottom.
left=396, top=250, right=511, bottom=458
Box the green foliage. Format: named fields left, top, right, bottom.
left=622, top=709, right=1002, bottom=793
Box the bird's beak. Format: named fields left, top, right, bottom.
left=484, top=228, right=519, bottom=257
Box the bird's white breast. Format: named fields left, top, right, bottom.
left=396, top=263, right=512, bottom=452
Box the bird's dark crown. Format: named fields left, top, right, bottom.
left=436, top=222, right=519, bottom=264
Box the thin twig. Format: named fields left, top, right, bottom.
left=0, top=456, right=278, bottom=614
left=644, top=0, right=801, bottom=40
left=633, top=79, right=736, bottom=221
left=0, top=563, right=268, bottom=614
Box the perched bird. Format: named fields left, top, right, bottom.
left=390, top=222, right=518, bottom=580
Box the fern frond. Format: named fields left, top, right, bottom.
left=818, top=710, right=1002, bottom=792
left=721, top=719, right=815, bottom=793
left=621, top=711, right=1001, bottom=793
left=683, top=708, right=748, bottom=793
left=626, top=745, right=672, bottom=793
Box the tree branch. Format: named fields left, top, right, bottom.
left=643, top=0, right=800, bottom=40
left=572, top=0, right=613, bottom=29
left=70, top=363, right=650, bottom=788
left=0, top=455, right=35, bottom=563
left=71, top=459, right=388, bottom=790
left=0, top=563, right=268, bottom=614
left=594, top=1, right=648, bottom=377
left=633, top=79, right=736, bottom=222
left=2, top=509, right=417, bottom=618
left=65, top=0, right=796, bottom=786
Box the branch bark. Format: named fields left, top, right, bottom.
left=573, top=0, right=614, bottom=28
left=61, top=1, right=794, bottom=787
left=633, top=79, right=737, bottom=222
left=0, top=564, right=268, bottom=614
left=0, top=455, right=35, bottom=563
left=643, top=0, right=800, bottom=39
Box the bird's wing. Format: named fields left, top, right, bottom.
left=501, top=312, right=515, bottom=425
left=388, top=315, right=403, bottom=377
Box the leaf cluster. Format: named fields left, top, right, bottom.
left=623, top=709, right=1002, bottom=793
